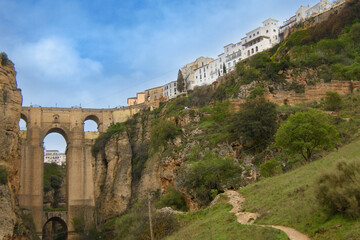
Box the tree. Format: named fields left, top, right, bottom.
left=223, top=63, right=227, bottom=74
left=231, top=97, right=278, bottom=152
left=176, top=69, right=185, bottom=93
left=275, top=109, right=339, bottom=162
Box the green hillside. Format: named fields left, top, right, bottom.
left=240, top=138, right=360, bottom=240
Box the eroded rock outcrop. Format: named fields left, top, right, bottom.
left=93, top=132, right=133, bottom=221
left=0, top=56, right=23, bottom=238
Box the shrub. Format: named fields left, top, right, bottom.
left=91, top=122, right=127, bottom=157
left=150, top=119, right=180, bottom=152
left=316, top=161, right=360, bottom=217
left=0, top=52, right=11, bottom=66
left=0, top=166, right=8, bottom=185
left=115, top=200, right=179, bottom=240
left=180, top=151, right=243, bottom=207
left=231, top=97, right=278, bottom=152
left=260, top=159, right=282, bottom=177
left=248, top=84, right=267, bottom=99
left=324, top=91, right=342, bottom=111
left=288, top=82, right=305, bottom=93
left=155, top=186, right=188, bottom=211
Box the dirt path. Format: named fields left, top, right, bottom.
left=225, top=190, right=312, bottom=240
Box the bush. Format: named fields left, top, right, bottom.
left=248, top=84, right=267, bottom=99
left=231, top=97, right=278, bottom=152
left=91, top=122, right=127, bottom=157
left=260, top=159, right=282, bottom=177
left=316, top=161, right=360, bottom=217
left=155, top=186, right=188, bottom=211
left=324, top=91, right=342, bottom=111
left=115, top=200, right=179, bottom=240
left=150, top=119, right=180, bottom=152
left=0, top=166, right=8, bottom=185
left=180, top=151, right=243, bottom=207
left=0, top=52, right=11, bottom=66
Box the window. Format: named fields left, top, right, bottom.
left=256, top=46, right=258, bottom=52
left=228, top=62, right=230, bottom=67
left=248, top=50, right=250, bottom=56
left=273, top=29, right=276, bottom=32
left=174, top=82, right=176, bottom=86
left=251, top=48, right=254, bottom=54
left=204, top=73, right=206, bottom=77
left=257, top=31, right=259, bottom=35
left=233, top=60, right=236, bottom=65
left=266, top=30, right=269, bottom=33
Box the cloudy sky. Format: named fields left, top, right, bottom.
left=2, top=0, right=320, bottom=151
left=1, top=0, right=321, bottom=109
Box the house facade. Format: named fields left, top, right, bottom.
left=44, top=150, right=66, bottom=165
left=163, top=81, right=178, bottom=99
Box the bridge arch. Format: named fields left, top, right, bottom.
left=42, top=216, right=68, bottom=240
left=83, top=114, right=100, bottom=132
left=43, top=127, right=70, bottom=145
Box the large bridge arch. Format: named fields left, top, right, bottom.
left=18, top=105, right=144, bottom=237
left=42, top=215, right=68, bottom=240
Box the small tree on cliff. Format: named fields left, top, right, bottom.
left=223, top=63, right=227, bottom=74
left=176, top=69, right=185, bottom=93
left=275, top=109, right=339, bottom=162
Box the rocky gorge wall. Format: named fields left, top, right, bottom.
left=0, top=57, right=24, bottom=238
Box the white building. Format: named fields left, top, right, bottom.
left=44, top=150, right=66, bottom=165
left=163, top=81, right=178, bottom=99
left=296, top=0, right=334, bottom=23
left=181, top=57, right=214, bottom=90
left=190, top=18, right=280, bottom=90
left=242, top=18, right=280, bottom=61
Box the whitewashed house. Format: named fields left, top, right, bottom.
left=163, top=81, right=178, bottom=99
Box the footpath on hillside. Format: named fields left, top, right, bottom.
left=225, top=190, right=312, bottom=240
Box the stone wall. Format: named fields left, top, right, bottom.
left=265, top=80, right=358, bottom=105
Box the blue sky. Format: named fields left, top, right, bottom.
left=4, top=0, right=320, bottom=151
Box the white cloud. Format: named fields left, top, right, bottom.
left=11, top=37, right=102, bottom=84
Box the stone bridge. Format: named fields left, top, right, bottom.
left=18, top=104, right=145, bottom=238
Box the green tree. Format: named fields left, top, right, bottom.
left=324, top=91, right=342, bottom=111
left=231, top=97, right=278, bottom=152
left=275, top=109, right=339, bottom=162
left=176, top=69, right=185, bottom=93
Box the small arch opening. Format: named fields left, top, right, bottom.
left=19, top=118, right=27, bottom=131
left=19, top=113, right=27, bottom=131
left=84, top=115, right=99, bottom=132
left=42, top=217, right=67, bottom=240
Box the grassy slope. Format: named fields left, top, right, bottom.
left=240, top=138, right=360, bottom=240
left=165, top=201, right=289, bottom=240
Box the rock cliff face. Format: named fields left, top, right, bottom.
left=0, top=57, right=23, bottom=238
left=92, top=108, right=257, bottom=218
left=93, top=132, right=133, bottom=221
